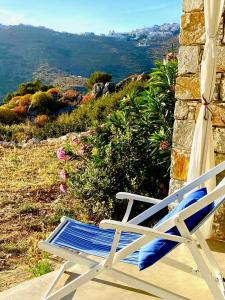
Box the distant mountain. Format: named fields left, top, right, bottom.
left=0, top=23, right=179, bottom=99
left=108, top=23, right=180, bottom=46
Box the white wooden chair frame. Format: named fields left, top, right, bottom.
left=39, top=161, right=225, bottom=300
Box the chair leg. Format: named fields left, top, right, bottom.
left=187, top=240, right=224, bottom=300
left=195, top=230, right=225, bottom=294
left=176, top=221, right=225, bottom=300
left=44, top=262, right=104, bottom=300
left=43, top=261, right=74, bottom=299
left=195, top=231, right=222, bottom=274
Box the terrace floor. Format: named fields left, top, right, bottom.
left=0, top=239, right=224, bottom=300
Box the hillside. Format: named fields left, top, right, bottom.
left=0, top=23, right=179, bottom=99
left=0, top=135, right=82, bottom=291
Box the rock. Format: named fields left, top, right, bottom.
left=220, top=75, right=225, bottom=101
left=116, top=73, right=149, bottom=91
left=91, top=83, right=105, bottom=98
left=169, top=178, right=185, bottom=195
left=213, top=128, right=225, bottom=153
left=213, top=203, right=225, bottom=240
left=171, top=150, right=190, bottom=181
left=195, top=103, right=225, bottom=127
left=103, top=82, right=115, bottom=94
left=174, top=100, right=189, bottom=120
left=180, top=12, right=205, bottom=45
left=182, top=0, right=204, bottom=12
left=172, top=119, right=195, bottom=151
left=176, top=76, right=201, bottom=100
left=23, top=138, right=41, bottom=147
left=187, top=103, right=198, bottom=120
left=0, top=141, right=16, bottom=148
left=77, top=94, right=83, bottom=103
left=178, top=46, right=200, bottom=75
left=216, top=46, right=225, bottom=72
left=116, top=78, right=131, bottom=91
left=215, top=153, right=225, bottom=183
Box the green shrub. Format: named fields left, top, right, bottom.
left=35, top=114, right=50, bottom=127
left=3, top=93, right=13, bottom=104
left=17, top=80, right=54, bottom=96
left=85, top=71, right=112, bottom=89
left=17, top=80, right=42, bottom=96
left=31, top=91, right=55, bottom=114
left=0, top=108, right=20, bottom=125
left=19, top=203, right=38, bottom=214
left=60, top=59, right=178, bottom=222
left=3, top=242, right=21, bottom=254
left=0, top=80, right=146, bottom=142
left=19, top=94, right=32, bottom=106
left=2, top=80, right=54, bottom=103
left=30, top=259, right=53, bottom=277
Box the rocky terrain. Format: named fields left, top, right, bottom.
left=33, top=63, right=87, bottom=93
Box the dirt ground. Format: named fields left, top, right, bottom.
left=0, top=139, right=84, bottom=291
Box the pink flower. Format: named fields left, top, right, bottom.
left=159, top=141, right=169, bottom=151
left=60, top=183, right=67, bottom=193
left=59, top=170, right=68, bottom=181
left=80, top=144, right=87, bottom=155
left=57, top=147, right=68, bottom=161
left=72, top=137, right=81, bottom=145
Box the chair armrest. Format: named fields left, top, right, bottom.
left=116, top=192, right=161, bottom=205
left=100, top=220, right=188, bottom=244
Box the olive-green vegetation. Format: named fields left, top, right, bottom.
left=62, top=59, right=178, bottom=223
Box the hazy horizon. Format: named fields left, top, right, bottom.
left=0, top=0, right=182, bottom=34
left=0, top=20, right=180, bottom=35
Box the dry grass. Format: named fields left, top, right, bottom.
left=0, top=139, right=86, bottom=291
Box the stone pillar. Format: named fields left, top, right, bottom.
left=170, top=0, right=225, bottom=239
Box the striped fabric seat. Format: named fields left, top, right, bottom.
left=50, top=219, right=141, bottom=265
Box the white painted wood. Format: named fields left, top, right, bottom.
left=45, top=263, right=104, bottom=300
left=174, top=218, right=225, bottom=300
left=100, top=220, right=189, bottom=243
left=43, top=261, right=73, bottom=299
left=116, top=192, right=161, bottom=204
left=122, top=199, right=134, bottom=222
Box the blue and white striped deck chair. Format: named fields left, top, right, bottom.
left=39, top=162, right=225, bottom=300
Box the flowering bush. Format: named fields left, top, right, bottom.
left=7, top=96, right=22, bottom=109
left=35, top=114, right=50, bottom=127
left=56, top=59, right=177, bottom=223
left=0, top=108, right=20, bottom=125
left=47, top=88, right=61, bottom=96
left=12, top=105, right=27, bottom=117
left=19, top=94, right=32, bottom=107
left=79, top=94, right=93, bottom=105
left=62, top=89, right=79, bottom=103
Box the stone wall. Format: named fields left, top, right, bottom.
left=170, top=0, right=225, bottom=239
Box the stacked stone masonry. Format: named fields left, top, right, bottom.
left=171, top=0, right=225, bottom=239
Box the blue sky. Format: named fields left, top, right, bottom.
left=0, top=0, right=182, bottom=34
